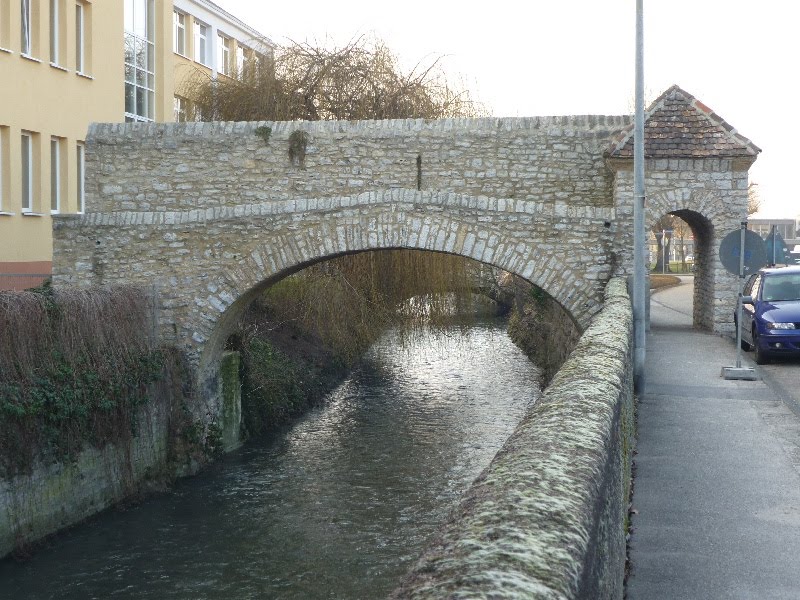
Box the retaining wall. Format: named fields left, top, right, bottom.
left=0, top=395, right=171, bottom=558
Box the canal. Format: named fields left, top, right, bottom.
left=0, top=318, right=540, bottom=599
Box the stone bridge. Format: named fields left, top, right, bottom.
left=52, top=85, right=759, bottom=407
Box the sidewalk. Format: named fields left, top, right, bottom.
left=627, top=278, right=800, bottom=599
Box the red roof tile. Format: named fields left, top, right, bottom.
left=607, top=85, right=761, bottom=159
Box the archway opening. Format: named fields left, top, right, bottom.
left=648, top=209, right=714, bottom=330
left=200, top=247, right=581, bottom=443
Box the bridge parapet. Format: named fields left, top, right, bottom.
left=83, top=115, right=629, bottom=214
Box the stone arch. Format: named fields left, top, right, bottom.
left=192, top=190, right=600, bottom=398
left=646, top=188, right=721, bottom=330
left=197, top=190, right=598, bottom=367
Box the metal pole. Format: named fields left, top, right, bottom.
left=735, top=222, right=746, bottom=369
left=661, top=229, right=666, bottom=274
left=633, top=0, right=646, bottom=393
left=771, top=224, right=777, bottom=265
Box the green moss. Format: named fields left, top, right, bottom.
left=507, top=285, right=581, bottom=385
left=0, top=349, right=165, bottom=477
left=254, top=125, right=272, bottom=144
left=394, top=279, right=634, bottom=598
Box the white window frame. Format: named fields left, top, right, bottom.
left=124, top=0, right=155, bottom=122
left=236, top=44, right=245, bottom=79
left=50, top=0, right=59, bottom=64
left=217, top=33, right=231, bottom=76
left=174, top=96, right=188, bottom=122
left=50, top=137, right=60, bottom=213
left=0, top=127, right=5, bottom=213
left=173, top=10, right=185, bottom=56
left=75, top=2, right=84, bottom=73
left=21, top=0, right=32, bottom=55
left=21, top=131, right=33, bottom=212
left=194, top=20, right=208, bottom=66
left=76, top=141, right=85, bottom=213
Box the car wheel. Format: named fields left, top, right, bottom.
left=753, top=328, right=770, bottom=365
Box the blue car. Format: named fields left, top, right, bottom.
left=739, top=266, right=800, bottom=364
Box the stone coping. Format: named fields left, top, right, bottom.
left=87, top=115, right=633, bottom=141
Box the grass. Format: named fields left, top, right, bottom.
left=650, top=274, right=682, bottom=290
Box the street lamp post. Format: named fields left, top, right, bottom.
left=632, top=0, right=646, bottom=393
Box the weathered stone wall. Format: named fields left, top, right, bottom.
left=610, top=158, right=752, bottom=334
left=0, top=346, right=243, bottom=560
left=0, top=393, right=170, bottom=558
left=393, top=277, right=634, bottom=599
left=81, top=117, right=626, bottom=213
left=52, top=117, right=636, bottom=421
left=49, top=114, right=751, bottom=452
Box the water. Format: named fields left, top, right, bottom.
left=0, top=319, right=540, bottom=599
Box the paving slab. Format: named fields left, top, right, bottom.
left=627, top=279, right=800, bottom=599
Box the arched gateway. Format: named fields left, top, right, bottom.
left=52, top=85, right=759, bottom=409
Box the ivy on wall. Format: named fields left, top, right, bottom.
left=0, top=283, right=165, bottom=476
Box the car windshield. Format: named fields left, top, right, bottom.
left=762, top=274, right=800, bottom=302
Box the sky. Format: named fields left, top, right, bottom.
left=215, top=0, right=798, bottom=219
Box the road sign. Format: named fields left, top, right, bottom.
left=765, top=228, right=791, bottom=265
left=719, top=228, right=767, bottom=277
left=720, top=225, right=761, bottom=381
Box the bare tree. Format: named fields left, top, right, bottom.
left=747, top=182, right=761, bottom=215
left=181, top=35, right=485, bottom=122
left=651, top=215, right=677, bottom=273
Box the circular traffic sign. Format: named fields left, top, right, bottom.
left=719, top=228, right=767, bottom=276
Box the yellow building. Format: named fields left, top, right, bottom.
left=0, top=0, right=271, bottom=290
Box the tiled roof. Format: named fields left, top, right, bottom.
left=607, top=85, right=761, bottom=159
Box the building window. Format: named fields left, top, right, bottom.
left=174, top=96, right=188, bottom=122
left=76, top=141, right=84, bottom=213
left=21, top=0, right=31, bottom=54
left=50, top=0, right=59, bottom=64
left=236, top=44, right=245, bottom=78
left=194, top=20, right=208, bottom=65
left=74, top=1, right=84, bottom=72
left=173, top=10, right=185, bottom=55
left=21, top=131, right=33, bottom=212
left=124, top=0, right=155, bottom=122
left=0, top=126, right=7, bottom=212
left=217, top=33, right=232, bottom=76
left=50, top=137, right=61, bottom=213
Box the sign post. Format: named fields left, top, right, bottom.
left=720, top=222, right=766, bottom=380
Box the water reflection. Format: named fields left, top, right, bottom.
left=0, top=319, right=539, bottom=599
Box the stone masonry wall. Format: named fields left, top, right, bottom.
left=50, top=115, right=750, bottom=431
left=392, top=277, right=634, bottom=599
left=0, top=392, right=171, bottom=558
left=52, top=117, right=632, bottom=399
left=611, top=159, right=751, bottom=334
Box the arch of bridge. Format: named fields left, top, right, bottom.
left=188, top=188, right=613, bottom=376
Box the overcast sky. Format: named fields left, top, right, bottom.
left=215, top=0, right=798, bottom=219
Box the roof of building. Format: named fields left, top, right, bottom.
left=606, top=85, right=761, bottom=159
